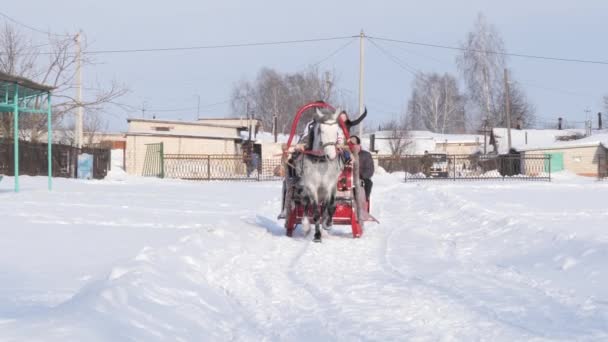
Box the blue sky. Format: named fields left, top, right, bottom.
left=4, top=0, right=607, bottom=131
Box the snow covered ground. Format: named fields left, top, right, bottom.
left=1, top=172, right=607, bottom=341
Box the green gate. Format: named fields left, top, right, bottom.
left=544, top=152, right=564, bottom=172
left=142, top=143, right=164, bottom=178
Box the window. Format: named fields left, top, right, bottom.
left=154, top=127, right=170, bottom=132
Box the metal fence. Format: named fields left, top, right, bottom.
left=0, top=141, right=111, bottom=179
left=376, top=154, right=551, bottom=181
left=164, top=154, right=283, bottom=181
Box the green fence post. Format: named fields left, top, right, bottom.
left=13, top=84, right=19, bottom=193
left=549, top=155, right=552, bottom=181
left=159, top=142, right=164, bottom=178
left=47, top=93, right=52, bottom=190
left=453, top=155, right=456, bottom=181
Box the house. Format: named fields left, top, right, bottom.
left=125, top=118, right=255, bottom=175
left=364, top=130, right=483, bottom=156
left=519, top=132, right=608, bottom=177
left=488, top=127, right=608, bottom=177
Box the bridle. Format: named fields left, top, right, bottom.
left=304, top=119, right=341, bottom=161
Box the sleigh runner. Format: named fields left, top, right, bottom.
left=278, top=101, right=376, bottom=241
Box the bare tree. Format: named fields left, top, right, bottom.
left=230, top=66, right=338, bottom=134
left=496, top=74, right=535, bottom=128
left=59, top=110, right=109, bottom=146
left=382, top=118, right=410, bottom=157
left=456, top=13, right=535, bottom=129
left=0, top=22, right=127, bottom=143
left=407, top=72, right=466, bottom=133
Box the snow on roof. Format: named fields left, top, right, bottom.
left=127, top=131, right=242, bottom=140
left=127, top=118, right=246, bottom=129
left=239, top=131, right=290, bottom=144
left=363, top=130, right=483, bottom=155
left=518, top=131, right=608, bottom=151
left=373, top=130, right=482, bottom=143
left=492, top=128, right=602, bottom=153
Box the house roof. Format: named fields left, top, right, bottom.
left=364, top=130, right=483, bottom=155
left=492, top=128, right=600, bottom=153
left=0, top=71, right=54, bottom=92
left=373, top=130, right=482, bottom=143
left=519, top=131, right=608, bottom=151
left=127, top=118, right=247, bottom=129
left=126, top=131, right=242, bottom=140
left=240, top=131, right=290, bottom=144
left=197, top=117, right=259, bottom=122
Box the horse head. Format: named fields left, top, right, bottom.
left=312, top=107, right=342, bottom=160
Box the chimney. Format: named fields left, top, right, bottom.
left=558, top=117, right=562, bottom=130
left=599, top=112, right=603, bottom=130
left=370, top=134, right=376, bottom=153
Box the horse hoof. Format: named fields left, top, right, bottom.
left=313, top=238, right=322, bottom=243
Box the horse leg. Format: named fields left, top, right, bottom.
left=301, top=197, right=312, bottom=234
left=323, top=193, right=336, bottom=230
left=313, top=200, right=322, bottom=242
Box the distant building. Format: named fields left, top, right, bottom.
left=520, top=132, right=608, bottom=177
left=125, top=118, right=256, bottom=175
left=364, top=130, right=483, bottom=156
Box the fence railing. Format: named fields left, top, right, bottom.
left=163, top=154, right=283, bottom=181
left=376, top=154, right=551, bottom=181
left=0, top=141, right=111, bottom=179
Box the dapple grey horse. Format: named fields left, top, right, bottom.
left=298, top=107, right=344, bottom=242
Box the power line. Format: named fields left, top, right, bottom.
left=366, top=37, right=420, bottom=76
left=146, top=99, right=231, bottom=113
left=519, top=81, right=594, bottom=98
left=84, top=36, right=355, bottom=55
left=308, top=38, right=356, bottom=68
left=370, top=37, right=600, bottom=99
left=368, top=35, right=608, bottom=66
left=0, top=10, right=71, bottom=38
left=3, top=35, right=355, bottom=56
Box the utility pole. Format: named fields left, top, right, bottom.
left=358, top=29, right=365, bottom=138
left=325, top=71, right=333, bottom=100
left=141, top=101, right=147, bottom=119
left=478, top=119, right=490, bottom=155
left=197, top=95, right=200, bottom=120
left=272, top=88, right=279, bottom=142
left=504, top=68, right=512, bottom=152
left=75, top=31, right=83, bottom=149
left=246, top=101, right=251, bottom=142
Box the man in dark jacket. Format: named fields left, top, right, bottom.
left=349, top=135, right=374, bottom=200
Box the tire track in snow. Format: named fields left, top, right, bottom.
left=369, top=184, right=534, bottom=340
left=279, top=182, right=462, bottom=341
left=379, top=183, right=607, bottom=340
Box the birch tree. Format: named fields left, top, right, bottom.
left=457, top=13, right=534, bottom=128
left=407, top=72, right=466, bottom=133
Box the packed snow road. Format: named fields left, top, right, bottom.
left=1, top=173, right=607, bottom=341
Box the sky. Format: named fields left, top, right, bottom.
left=3, top=0, right=608, bottom=132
